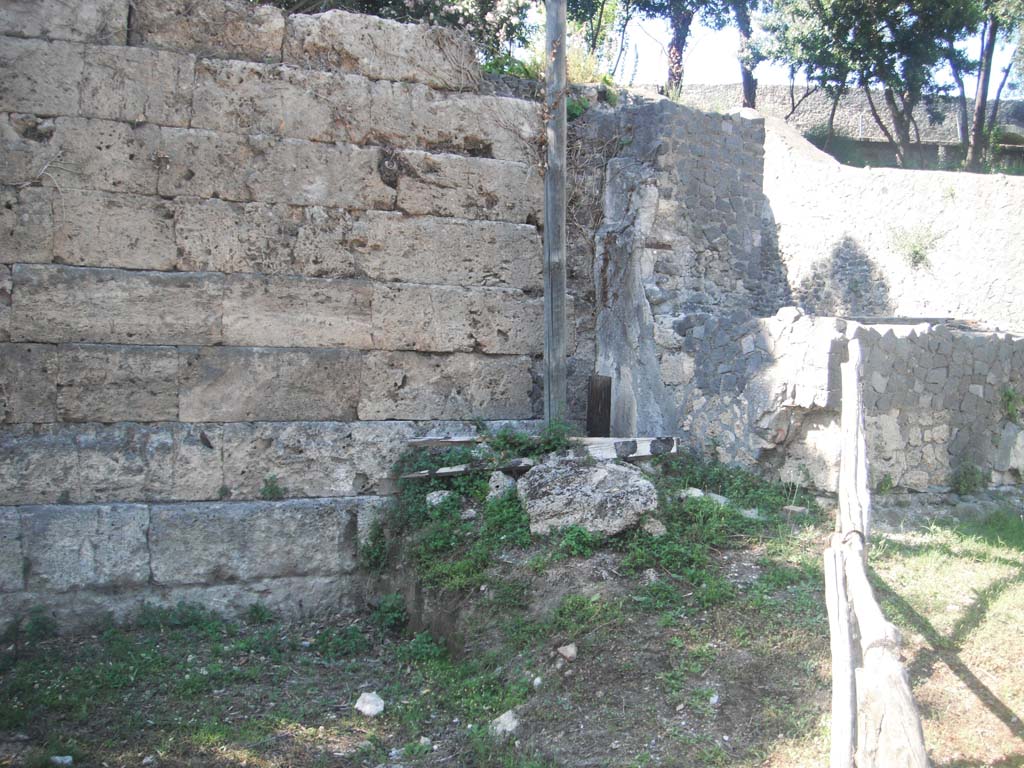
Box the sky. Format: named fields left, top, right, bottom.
left=615, top=15, right=1017, bottom=97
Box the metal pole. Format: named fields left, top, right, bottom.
left=543, top=0, right=568, bottom=423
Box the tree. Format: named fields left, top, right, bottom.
left=631, top=0, right=727, bottom=94
left=728, top=0, right=762, bottom=107
left=764, top=0, right=975, bottom=168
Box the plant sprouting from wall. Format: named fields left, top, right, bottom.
left=1003, top=386, right=1023, bottom=424
left=891, top=224, right=940, bottom=269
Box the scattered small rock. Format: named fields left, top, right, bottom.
left=49, top=759, right=73, bottom=767
left=557, top=642, right=578, bottom=662
left=460, top=507, right=478, bottom=521
left=490, top=709, right=519, bottom=739
left=426, top=490, right=454, bottom=508
left=739, top=508, right=760, bottom=520
left=709, top=692, right=720, bottom=706
left=706, top=492, right=729, bottom=505
left=782, top=504, right=808, bottom=515
left=641, top=568, right=660, bottom=584
left=355, top=691, right=385, bottom=717
left=532, top=675, right=543, bottom=690
left=487, top=470, right=516, bottom=500
left=419, top=736, right=432, bottom=747
left=641, top=517, right=668, bottom=536
left=680, top=487, right=704, bottom=499
left=142, top=757, right=156, bottom=766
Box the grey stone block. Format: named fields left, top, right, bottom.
left=283, top=10, right=480, bottom=90
left=1, top=265, right=12, bottom=341
left=129, top=0, right=285, bottom=61
left=178, top=346, right=362, bottom=422
left=80, top=45, right=195, bottom=127
left=53, top=190, right=177, bottom=271
left=0, top=425, right=79, bottom=505
left=0, top=508, right=23, bottom=593
left=149, top=498, right=361, bottom=584
left=357, top=351, right=534, bottom=420
left=0, top=186, right=54, bottom=265
left=0, top=0, right=128, bottom=44
left=11, top=265, right=224, bottom=345
left=0, top=343, right=57, bottom=423
left=20, top=504, right=150, bottom=592
left=222, top=274, right=373, bottom=349
left=0, top=37, right=83, bottom=116
left=56, top=344, right=179, bottom=423
left=155, top=575, right=359, bottom=619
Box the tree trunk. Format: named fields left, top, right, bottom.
left=966, top=18, right=999, bottom=172
left=825, top=91, right=841, bottom=150
left=945, top=42, right=970, bottom=156
left=730, top=0, right=757, bottom=107
left=666, top=9, right=694, bottom=96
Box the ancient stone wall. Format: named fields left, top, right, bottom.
left=0, top=0, right=554, bottom=627
left=763, top=118, right=1024, bottom=332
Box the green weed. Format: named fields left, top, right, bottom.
left=1002, top=386, right=1023, bottom=424
left=371, top=593, right=408, bottom=634
left=312, top=625, right=370, bottom=659
left=950, top=463, right=986, bottom=495
left=258, top=474, right=286, bottom=500
left=558, top=525, right=603, bottom=558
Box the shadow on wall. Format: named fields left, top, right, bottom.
left=794, top=236, right=893, bottom=317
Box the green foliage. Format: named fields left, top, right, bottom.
left=567, top=96, right=590, bottom=121
left=876, top=474, right=895, bottom=494
left=137, top=602, right=226, bottom=636
left=1002, top=386, right=1023, bottom=424
left=371, top=593, right=408, bottom=633
left=631, top=580, right=685, bottom=612
left=360, top=518, right=389, bottom=571
left=244, top=603, right=274, bottom=626
left=483, top=53, right=543, bottom=80
left=23, top=607, right=59, bottom=642
left=891, top=225, right=939, bottom=268
left=558, top=525, right=604, bottom=558
left=312, top=625, right=370, bottom=658
left=950, top=463, right=987, bottom=495
left=258, top=474, right=285, bottom=501
left=217, top=484, right=232, bottom=500
left=551, top=593, right=622, bottom=635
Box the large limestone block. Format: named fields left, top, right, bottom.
left=57, top=344, right=179, bottom=422
left=0, top=0, right=128, bottom=44
left=178, top=346, right=362, bottom=422
left=0, top=37, right=83, bottom=116
left=0, top=186, right=53, bottom=265
left=518, top=456, right=659, bottom=536
left=0, top=343, right=57, bottom=423
left=76, top=423, right=224, bottom=503
left=20, top=504, right=150, bottom=592
left=0, top=508, right=22, bottom=592
left=173, top=199, right=358, bottom=278
left=155, top=575, right=360, bottom=619
left=372, top=284, right=544, bottom=354
left=0, top=117, right=161, bottom=196
left=157, top=128, right=396, bottom=209
left=80, top=45, right=195, bottom=127
left=11, top=265, right=224, bottom=345
left=358, top=352, right=534, bottom=420
left=53, top=190, right=176, bottom=270
left=0, top=425, right=79, bottom=505
left=150, top=499, right=360, bottom=584
left=396, top=152, right=542, bottom=223
left=129, top=0, right=284, bottom=61
left=354, top=212, right=542, bottom=290
left=994, top=422, right=1024, bottom=473
left=283, top=10, right=480, bottom=91
left=0, top=265, right=9, bottom=341
left=222, top=274, right=372, bottom=348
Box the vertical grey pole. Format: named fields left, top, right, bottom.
left=544, top=0, right=568, bottom=423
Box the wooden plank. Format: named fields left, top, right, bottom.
left=838, top=338, right=872, bottom=541
left=824, top=541, right=855, bottom=768
left=543, top=0, right=568, bottom=424
left=586, top=374, right=612, bottom=437
left=854, top=650, right=930, bottom=768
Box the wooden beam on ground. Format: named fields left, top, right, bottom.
left=543, top=0, right=568, bottom=424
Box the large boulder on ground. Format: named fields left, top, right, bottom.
left=517, top=456, right=658, bottom=536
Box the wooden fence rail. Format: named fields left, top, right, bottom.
left=825, top=337, right=930, bottom=768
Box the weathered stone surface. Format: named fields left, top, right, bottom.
left=396, top=152, right=542, bottom=223
left=156, top=574, right=360, bottom=619
left=191, top=59, right=538, bottom=161
left=0, top=343, right=57, bottom=423
left=354, top=212, right=542, bottom=290
left=0, top=0, right=128, bottom=44
left=372, top=284, right=544, bottom=354
left=487, top=471, right=516, bottom=500
left=518, top=456, right=659, bottom=536
left=358, top=352, right=534, bottom=420
left=129, top=0, right=285, bottom=61
left=0, top=508, right=23, bottom=592
left=178, top=346, right=362, bottom=422
left=222, top=274, right=372, bottom=348
left=53, top=190, right=177, bottom=270
left=0, top=587, right=154, bottom=631
left=0, top=265, right=9, bottom=341
left=0, top=117, right=161, bottom=196
left=57, top=344, right=179, bottom=422
left=994, top=423, right=1024, bottom=473
left=80, top=45, right=195, bottom=127
left=150, top=498, right=361, bottom=585
left=0, top=186, right=53, bottom=265
left=0, top=425, right=79, bottom=505
left=11, top=265, right=223, bottom=345
left=75, top=423, right=224, bottom=503
left=0, top=37, right=83, bottom=117
left=20, top=504, right=150, bottom=592
left=157, top=128, right=396, bottom=209
left=283, top=10, right=480, bottom=91
left=173, top=199, right=359, bottom=277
